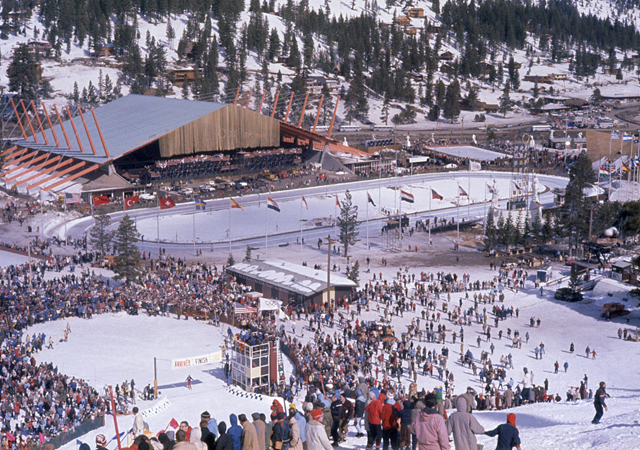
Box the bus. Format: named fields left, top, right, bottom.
left=339, top=124, right=361, bottom=132
left=372, top=125, right=394, bottom=132
left=314, top=125, right=330, bottom=132
left=531, top=124, right=552, bottom=132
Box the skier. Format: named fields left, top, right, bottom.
left=186, top=375, right=193, bottom=390
left=585, top=346, right=590, bottom=358
left=592, top=382, right=608, bottom=424
left=569, top=343, right=574, bottom=354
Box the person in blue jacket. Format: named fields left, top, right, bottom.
left=227, top=414, right=242, bottom=450
left=484, top=413, right=520, bottom=450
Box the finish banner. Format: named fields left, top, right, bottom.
left=172, top=351, right=222, bottom=369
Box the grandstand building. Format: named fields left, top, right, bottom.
left=1, top=95, right=369, bottom=198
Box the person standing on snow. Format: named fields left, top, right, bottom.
left=592, top=382, right=609, bottom=424
left=484, top=413, right=520, bottom=450
left=446, top=396, right=484, bottom=450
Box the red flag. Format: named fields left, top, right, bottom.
left=336, top=196, right=340, bottom=207
left=431, top=189, right=443, bottom=201
left=302, top=196, right=308, bottom=210
left=169, top=418, right=179, bottom=429
left=125, top=195, right=139, bottom=209
left=93, top=195, right=109, bottom=207
left=159, top=197, right=176, bottom=209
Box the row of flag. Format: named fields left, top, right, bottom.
left=610, top=132, right=635, bottom=142
left=91, top=188, right=467, bottom=213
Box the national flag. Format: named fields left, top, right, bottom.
left=400, top=190, right=414, bottom=203
left=267, top=197, right=280, bottom=212
left=431, top=189, right=443, bottom=200
left=230, top=198, right=243, bottom=210
left=125, top=195, right=139, bottom=209
left=302, top=196, right=308, bottom=210
left=195, top=198, right=206, bottom=211
left=335, top=196, right=341, bottom=207
left=159, top=197, right=176, bottom=209
left=367, top=192, right=376, bottom=207
left=93, top=195, right=109, bottom=207
left=234, top=302, right=257, bottom=314
left=169, top=418, right=180, bottom=429
left=622, top=134, right=633, bottom=142
left=513, top=181, right=522, bottom=190
left=622, top=163, right=631, bottom=173
left=458, top=185, right=468, bottom=196
left=65, top=193, right=82, bottom=204
left=599, top=167, right=610, bottom=176
left=611, top=132, right=619, bottom=140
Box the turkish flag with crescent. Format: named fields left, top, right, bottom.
left=125, top=195, right=139, bottom=209
left=93, top=195, right=110, bottom=207
left=159, top=197, right=176, bottom=209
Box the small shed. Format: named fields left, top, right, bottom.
left=537, top=265, right=553, bottom=282
left=611, top=261, right=632, bottom=282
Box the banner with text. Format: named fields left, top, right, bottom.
left=172, top=351, right=222, bottom=370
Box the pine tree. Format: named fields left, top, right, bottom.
left=7, top=44, right=39, bottom=100
left=227, top=253, right=235, bottom=266
left=244, top=244, right=252, bottom=261
left=485, top=209, right=496, bottom=248
left=337, top=190, right=359, bottom=257
left=113, top=214, right=141, bottom=283
left=347, top=260, right=360, bottom=285
left=499, top=81, right=511, bottom=118
left=89, top=208, right=113, bottom=256
left=443, top=80, right=461, bottom=122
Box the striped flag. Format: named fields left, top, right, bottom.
left=302, top=196, right=308, bottom=210
left=611, top=132, right=619, bottom=140
left=65, top=193, right=83, bottom=204
left=622, top=163, right=631, bottom=173
left=599, top=167, right=610, bottom=176
left=458, top=185, right=468, bottom=196
left=400, top=190, right=414, bottom=203
left=431, top=189, right=443, bottom=200
left=235, top=302, right=257, bottom=314
left=336, top=195, right=341, bottom=207
left=230, top=198, right=243, bottom=210
left=267, top=197, right=280, bottom=212
left=622, top=134, right=633, bottom=142
left=367, top=192, right=376, bottom=206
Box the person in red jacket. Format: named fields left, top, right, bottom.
left=380, top=391, right=402, bottom=450
left=365, top=392, right=384, bottom=450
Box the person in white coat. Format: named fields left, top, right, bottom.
left=306, top=410, right=333, bottom=450
left=133, top=407, right=145, bottom=437
left=446, top=397, right=484, bottom=450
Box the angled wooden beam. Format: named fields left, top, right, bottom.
left=4, top=147, right=29, bottom=163
left=2, top=146, right=18, bottom=157
left=54, top=104, right=72, bottom=149
left=65, top=106, right=84, bottom=152
left=28, top=160, right=86, bottom=191
left=5, top=155, right=61, bottom=183
left=245, top=88, right=253, bottom=109
left=2, top=153, right=48, bottom=177
left=284, top=92, right=294, bottom=124
left=312, top=94, right=324, bottom=134
left=42, top=103, right=60, bottom=147
left=31, top=101, right=49, bottom=145
left=42, top=164, right=99, bottom=191
left=327, top=95, right=340, bottom=139
left=20, top=100, right=38, bottom=142
left=297, top=93, right=309, bottom=128
left=15, top=158, right=71, bottom=186
left=258, top=90, right=266, bottom=114
left=4, top=150, right=37, bottom=168
left=10, top=99, right=27, bottom=140
left=233, top=87, right=241, bottom=105
left=77, top=107, right=97, bottom=156
left=271, top=90, right=280, bottom=118
left=91, top=108, right=110, bottom=158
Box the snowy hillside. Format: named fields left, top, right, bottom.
left=1, top=0, right=638, bottom=131
left=22, top=259, right=640, bottom=450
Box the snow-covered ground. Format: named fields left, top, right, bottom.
left=23, top=257, right=640, bottom=450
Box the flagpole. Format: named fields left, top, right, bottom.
left=428, top=186, right=431, bottom=245
left=334, top=196, right=337, bottom=239
left=300, top=197, right=303, bottom=254
left=228, top=199, right=231, bottom=255
left=483, top=183, right=487, bottom=235
left=193, top=201, right=196, bottom=256
left=265, top=201, right=268, bottom=256
left=609, top=132, right=613, bottom=198
left=122, top=191, right=125, bottom=212
left=64, top=195, right=67, bottom=240
left=468, top=168, right=471, bottom=219
left=156, top=196, right=160, bottom=259
left=366, top=194, right=369, bottom=251
left=456, top=195, right=460, bottom=246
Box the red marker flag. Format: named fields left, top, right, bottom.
left=125, top=195, right=139, bottom=209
